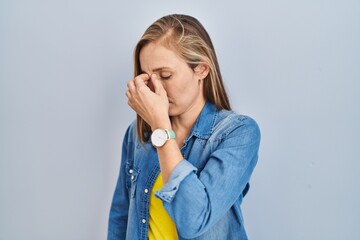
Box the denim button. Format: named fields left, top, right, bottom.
left=142, top=219, right=146, bottom=224
left=131, top=175, right=135, bottom=180
left=129, top=169, right=133, bottom=174
left=144, top=189, right=149, bottom=193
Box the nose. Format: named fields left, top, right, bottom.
left=147, top=80, right=155, bottom=92
left=150, top=73, right=167, bottom=90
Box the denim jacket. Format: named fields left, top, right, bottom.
left=108, top=102, right=261, bottom=240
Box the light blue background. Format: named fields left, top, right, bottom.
left=1, top=0, right=359, bottom=239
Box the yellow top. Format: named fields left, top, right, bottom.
left=148, top=173, right=178, bottom=240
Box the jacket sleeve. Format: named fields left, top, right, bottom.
left=155, top=116, right=261, bottom=239
left=107, top=125, right=132, bottom=240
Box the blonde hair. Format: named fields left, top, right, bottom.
left=134, top=14, right=231, bottom=142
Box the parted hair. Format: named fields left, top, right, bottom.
left=134, top=14, right=231, bottom=143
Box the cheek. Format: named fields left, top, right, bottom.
left=163, top=72, right=199, bottom=99
left=164, top=87, right=180, bottom=101
left=167, top=81, right=199, bottom=100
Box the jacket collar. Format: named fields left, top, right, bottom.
left=188, top=101, right=218, bottom=140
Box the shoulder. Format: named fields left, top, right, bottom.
left=122, top=121, right=152, bottom=150
left=212, top=109, right=261, bottom=143
left=122, top=120, right=137, bottom=145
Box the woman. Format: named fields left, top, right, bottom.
left=108, top=14, right=260, bottom=240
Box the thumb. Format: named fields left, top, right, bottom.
left=150, top=74, right=165, bottom=95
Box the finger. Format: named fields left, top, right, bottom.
left=125, top=89, right=131, bottom=98
left=127, top=80, right=136, bottom=92
left=127, top=99, right=132, bottom=108
left=150, top=74, right=165, bottom=95
left=134, top=73, right=150, bottom=88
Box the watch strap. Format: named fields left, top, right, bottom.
left=165, top=129, right=176, bottom=140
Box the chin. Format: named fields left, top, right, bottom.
left=168, top=109, right=177, bottom=117
left=168, top=105, right=179, bottom=117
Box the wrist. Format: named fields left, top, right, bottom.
left=151, top=128, right=176, bottom=148
left=151, top=120, right=172, bottom=132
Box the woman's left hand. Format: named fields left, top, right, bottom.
left=126, top=74, right=171, bottom=130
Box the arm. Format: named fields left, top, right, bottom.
left=156, top=117, right=261, bottom=238
left=108, top=126, right=132, bottom=240
left=126, top=73, right=182, bottom=183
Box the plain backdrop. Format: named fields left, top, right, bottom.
left=1, top=0, right=359, bottom=239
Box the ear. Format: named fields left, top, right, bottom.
left=194, top=64, right=210, bottom=80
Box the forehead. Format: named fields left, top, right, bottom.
left=139, top=42, right=185, bottom=72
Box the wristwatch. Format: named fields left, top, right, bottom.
left=151, top=129, right=176, bottom=147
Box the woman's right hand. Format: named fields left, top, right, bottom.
left=126, top=73, right=171, bottom=130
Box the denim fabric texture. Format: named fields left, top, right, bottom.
left=108, top=101, right=261, bottom=240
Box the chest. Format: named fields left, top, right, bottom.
left=128, top=136, right=220, bottom=191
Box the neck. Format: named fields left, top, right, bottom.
left=170, top=99, right=206, bottom=147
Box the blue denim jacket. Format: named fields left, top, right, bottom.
left=108, top=102, right=261, bottom=240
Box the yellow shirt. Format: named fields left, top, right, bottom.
left=148, top=173, right=178, bottom=240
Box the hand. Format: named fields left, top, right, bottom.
left=126, top=74, right=171, bottom=130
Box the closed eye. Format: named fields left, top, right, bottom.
left=160, top=75, right=171, bottom=80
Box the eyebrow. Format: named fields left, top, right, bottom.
left=140, top=67, right=172, bottom=73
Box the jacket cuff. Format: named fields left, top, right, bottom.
left=155, top=160, right=197, bottom=203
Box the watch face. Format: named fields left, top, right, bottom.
left=151, top=129, right=167, bottom=147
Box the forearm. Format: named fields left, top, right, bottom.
left=156, top=138, right=183, bottom=184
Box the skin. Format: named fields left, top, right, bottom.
left=126, top=42, right=209, bottom=183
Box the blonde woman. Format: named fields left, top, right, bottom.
left=108, top=14, right=261, bottom=240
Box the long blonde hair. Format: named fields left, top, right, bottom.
left=134, top=14, right=231, bottom=142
